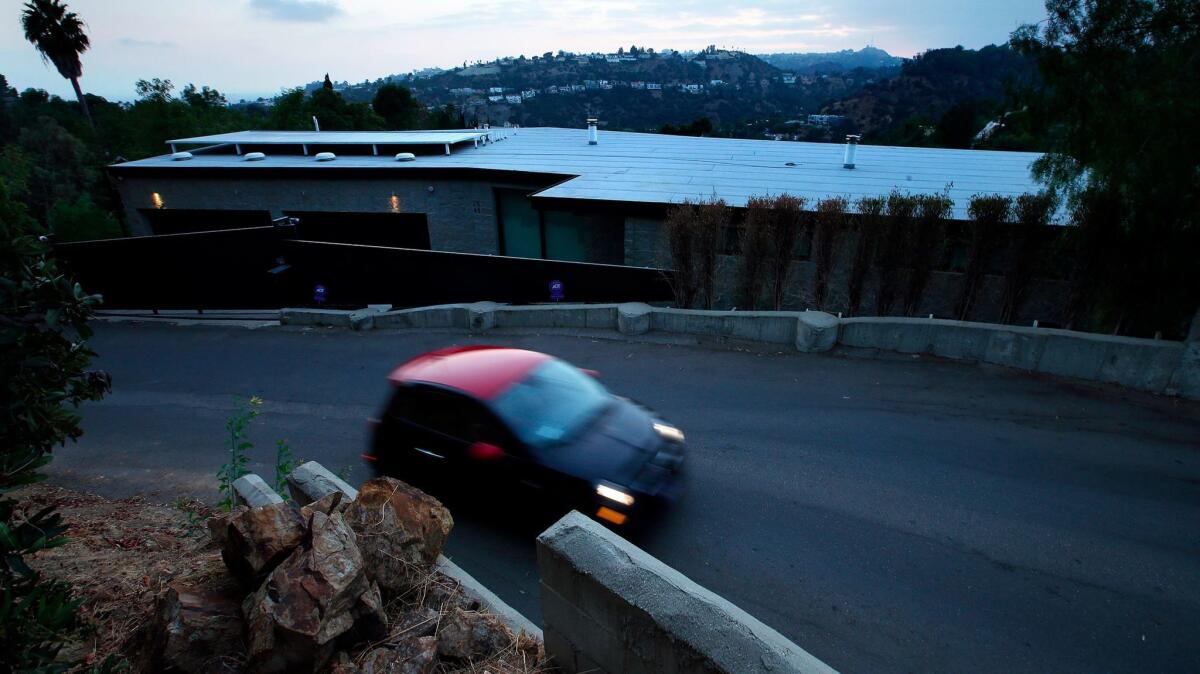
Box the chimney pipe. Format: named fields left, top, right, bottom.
left=312, top=116, right=321, bottom=132
left=587, top=118, right=598, bottom=145
left=843, top=134, right=860, bottom=169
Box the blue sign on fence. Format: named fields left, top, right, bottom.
left=314, top=284, right=327, bottom=304
left=549, top=280, right=564, bottom=302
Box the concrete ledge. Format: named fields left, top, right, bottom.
left=617, top=303, right=652, bottom=335
left=232, top=474, right=283, bottom=508
left=280, top=308, right=354, bottom=328
left=537, top=511, right=838, bottom=674
left=279, top=303, right=1196, bottom=399
left=286, top=460, right=358, bottom=505
left=841, top=317, right=1188, bottom=395
left=797, top=311, right=839, bottom=353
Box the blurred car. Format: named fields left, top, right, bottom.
left=365, top=345, right=685, bottom=525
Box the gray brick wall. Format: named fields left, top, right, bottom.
left=116, top=175, right=547, bottom=255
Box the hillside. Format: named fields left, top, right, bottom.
left=820, top=45, right=1038, bottom=144
left=758, top=46, right=902, bottom=73
left=304, top=47, right=894, bottom=136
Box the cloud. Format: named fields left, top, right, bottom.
left=117, top=37, right=177, bottom=48
left=249, top=0, right=343, bottom=22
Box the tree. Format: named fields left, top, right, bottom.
left=21, top=0, right=94, bottom=127
left=322, top=73, right=333, bottom=90
left=810, top=197, right=845, bottom=310
left=1012, top=0, right=1200, bottom=336
left=372, top=83, right=422, bottom=129
left=956, top=195, right=1010, bottom=321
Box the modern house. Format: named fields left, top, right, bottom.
left=107, top=126, right=1057, bottom=317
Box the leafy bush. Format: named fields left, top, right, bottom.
left=1, top=182, right=110, bottom=671
left=216, top=396, right=262, bottom=512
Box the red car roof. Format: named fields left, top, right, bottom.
left=388, top=345, right=554, bottom=400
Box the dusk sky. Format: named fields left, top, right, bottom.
left=4, top=0, right=1049, bottom=102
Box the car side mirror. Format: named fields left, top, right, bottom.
left=468, top=441, right=505, bottom=461
left=581, top=368, right=601, bottom=379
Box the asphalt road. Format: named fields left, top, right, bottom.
left=49, top=321, right=1200, bottom=674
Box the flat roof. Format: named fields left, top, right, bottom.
left=166, top=129, right=494, bottom=146
left=116, top=127, right=1051, bottom=221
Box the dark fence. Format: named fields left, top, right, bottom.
left=54, top=227, right=672, bottom=310
left=55, top=227, right=291, bottom=309
left=280, top=239, right=671, bottom=308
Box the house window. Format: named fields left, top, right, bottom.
left=496, top=190, right=624, bottom=264
left=496, top=189, right=542, bottom=258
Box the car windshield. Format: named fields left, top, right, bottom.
left=491, top=359, right=611, bottom=450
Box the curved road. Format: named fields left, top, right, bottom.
left=49, top=321, right=1200, bottom=673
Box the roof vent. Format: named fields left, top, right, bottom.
left=395, top=152, right=416, bottom=162
left=843, top=134, right=861, bottom=170
left=244, top=151, right=266, bottom=161
left=170, top=151, right=193, bottom=161
left=314, top=152, right=336, bottom=162
left=587, top=118, right=598, bottom=145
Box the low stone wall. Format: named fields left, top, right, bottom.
left=537, top=511, right=838, bottom=674
left=281, top=302, right=1199, bottom=399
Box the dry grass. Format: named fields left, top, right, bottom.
left=12, top=483, right=224, bottom=670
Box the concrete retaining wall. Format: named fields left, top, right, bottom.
left=281, top=303, right=1199, bottom=399
left=538, top=511, right=838, bottom=674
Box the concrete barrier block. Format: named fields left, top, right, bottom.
left=840, top=318, right=932, bottom=353
left=436, top=555, right=542, bottom=639
left=726, top=312, right=798, bottom=344
left=537, top=511, right=839, bottom=674
left=280, top=308, right=353, bottom=328
left=796, top=311, right=839, bottom=352
left=374, top=305, right=460, bottom=329
left=1170, top=341, right=1200, bottom=399
left=1037, top=332, right=1109, bottom=381
left=286, top=460, right=358, bottom=505
left=984, top=329, right=1045, bottom=370
left=584, top=306, right=618, bottom=329
left=927, top=321, right=991, bottom=361
left=1096, top=340, right=1184, bottom=392
left=617, top=303, right=652, bottom=335
left=232, top=474, right=284, bottom=508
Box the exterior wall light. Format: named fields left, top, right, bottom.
left=389, top=194, right=401, bottom=213
left=151, top=192, right=164, bottom=209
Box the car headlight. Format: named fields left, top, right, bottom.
left=596, top=483, right=635, bottom=506
left=652, top=422, right=685, bottom=443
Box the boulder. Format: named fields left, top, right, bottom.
left=435, top=607, right=510, bottom=661
left=242, top=511, right=371, bottom=673
left=206, top=506, right=247, bottom=549
left=392, top=606, right=439, bottom=639
left=221, top=501, right=306, bottom=583
left=288, top=461, right=359, bottom=505
left=343, top=581, right=388, bottom=645
left=156, top=582, right=245, bottom=673
left=342, top=478, right=453, bottom=594
left=360, top=638, right=438, bottom=674
left=301, top=490, right=347, bottom=521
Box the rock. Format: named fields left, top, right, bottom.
left=343, top=581, right=388, bottom=645
left=206, top=506, right=247, bottom=549
left=221, top=501, right=306, bottom=583
left=329, top=652, right=362, bottom=674
left=242, top=511, right=370, bottom=673
left=420, top=575, right=480, bottom=613
left=392, top=606, right=439, bottom=639
left=301, top=490, right=347, bottom=520
left=287, top=461, right=359, bottom=505
left=156, top=582, right=244, bottom=673
left=435, top=607, right=510, bottom=661
left=342, top=478, right=453, bottom=594
left=233, top=473, right=284, bottom=508
left=360, top=638, right=438, bottom=674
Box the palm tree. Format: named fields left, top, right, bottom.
left=21, top=0, right=93, bottom=127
